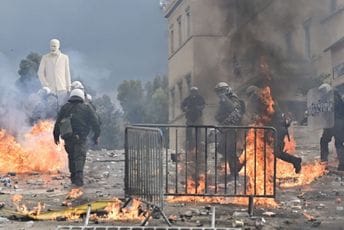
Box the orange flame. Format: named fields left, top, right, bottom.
left=0, top=120, right=67, bottom=173
left=11, top=194, right=45, bottom=216
left=92, top=198, right=145, bottom=221
left=66, top=188, right=84, bottom=200
left=167, top=86, right=326, bottom=207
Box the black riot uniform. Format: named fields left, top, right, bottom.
left=181, top=87, right=205, bottom=150
left=181, top=88, right=205, bottom=125
left=215, top=91, right=245, bottom=178
left=53, top=94, right=100, bottom=187
left=246, top=86, right=302, bottom=173
left=320, top=89, right=344, bottom=170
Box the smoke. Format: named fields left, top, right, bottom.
left=66, top=50, right=113, bottom=96
left=219, top=0, right=328, bottom=98
left=0, top=52, right=33, bottom=136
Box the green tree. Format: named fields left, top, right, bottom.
left=93, top=95, right=123, bottom=149
left=117, top=80, right=145, bottom=123
left=117, top=76, right=169, bottom=124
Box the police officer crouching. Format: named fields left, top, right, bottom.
left=53, top=88, right=100, bottom=188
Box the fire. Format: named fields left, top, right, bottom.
left=0, top=120, right=67, bottom=173
left=278, top=134, right=326, bottom=188
left=92, top=198, right=145, bottom=221
left=11, top=194, right=23, bottom=203
left=166, top=174, right=230, bottom=204
left=166, top=86, right=326, bottom=207
left=11, top=194, right=45, bottom=216
left=283, top=135, right=296, bottom=153
left=277, top=159, right=327, bottom=188
left=66, top=188, right=84, bottom=200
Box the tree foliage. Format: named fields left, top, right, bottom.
left=93, top=94, right=123, bottom=149
left=117, top=75, right=168, bottom=124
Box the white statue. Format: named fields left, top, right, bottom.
left=38, top=39, right=71, bottom=105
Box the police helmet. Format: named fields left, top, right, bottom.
left=71, top=81, right=85, bottom=90
left=70, top=89, right=85, bottom=101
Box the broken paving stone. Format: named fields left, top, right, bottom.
left=190, top=208, right=200, bottom=215
left=232, top=219, right=244, bottom=227
left=255, top=217, right=266, bottom=228
left=291, top=205, right=302, bottom=210
left=316, top=203, right=325, bottom=209
left=0, top=217, right=9, bottom=223
left=183, top=210, right=193, bottom=218
left=102, top=171, right=110, bottom=178
left=290, top=199, right=301, bottom=206
left=96, top=191, right=104, bottom=197
left=195, top=220, right=203, bottom=227
left=336, top=206, right=344, bottom=211
left=200, top=210, right=209, bottom=216
left=311, top=220, right=321, bottom=227
left=263, top=211, right=276, bottom=217
left=233, top=211, right=249, bottom=217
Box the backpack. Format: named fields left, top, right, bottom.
left=59, top=104, right=75, bottom=140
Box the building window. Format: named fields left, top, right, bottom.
left=303, top=18, right=311, bottom=59
left=177, top=80, right=183, bottom=102
left=169, top=24, right=174, bottom=54
left=170, top=87, right=175, bottom=118
left=177, top=16, right=182, bottom=47
left=185, top=7, right=191, bottom=38
left=330, top=0, right=337, bottom=12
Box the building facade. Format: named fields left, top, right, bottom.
left=164, top=0, right=344, bottom=125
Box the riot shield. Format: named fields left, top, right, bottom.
left=307, top=87, right=334, bottom=129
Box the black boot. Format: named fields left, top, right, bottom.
left=293, top=157, right=302, bottom=174
left=320, top=136, right=330, bottom=162
left=277, top=152, right=302, bottom=174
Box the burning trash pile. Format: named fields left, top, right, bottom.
left=10, top=194, right=146, bottom=223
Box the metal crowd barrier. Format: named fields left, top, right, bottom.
left=132, top=125, right=277, bottom=215
left=57, top=125, right=277, bottom=229
left=124, top=126, right=170, bottom=226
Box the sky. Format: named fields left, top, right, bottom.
left=0, top=0, right=168, bottom=92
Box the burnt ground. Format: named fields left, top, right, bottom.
left=0, top=126, right=344, bottom=229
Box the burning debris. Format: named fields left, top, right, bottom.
left=10, top=194, right=145, bottom=223
left=0, top=120, right=67, bottom=173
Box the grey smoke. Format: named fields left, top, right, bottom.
left=0, top=52, right=32, bottom=136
